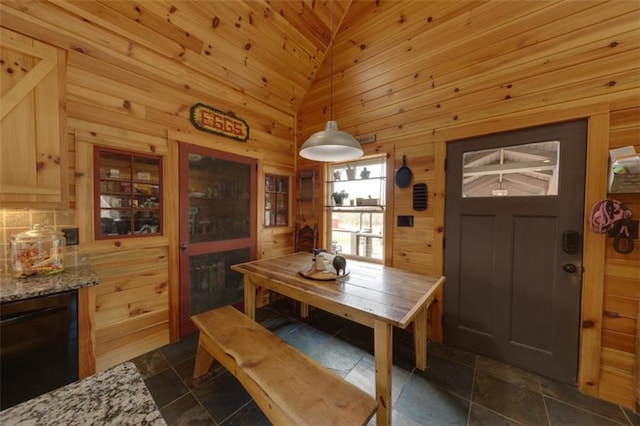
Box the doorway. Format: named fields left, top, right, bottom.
left=443, top=120, right=587, bottom=384
left=178, top=143, right=257, bottom=336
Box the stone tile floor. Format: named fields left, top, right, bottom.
left=133, top=298, right=639, bottom=425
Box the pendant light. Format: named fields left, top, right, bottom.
left=299, top=0, right=363, bottom=162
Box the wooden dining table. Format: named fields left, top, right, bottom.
left=231, top=252, right=445, bottom=426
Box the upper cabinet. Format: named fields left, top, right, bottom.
left=0, top=28, right=68, bottom=208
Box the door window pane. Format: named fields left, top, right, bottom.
left=188, top=155, right=251, bottom=243
left=462, top=141, right=560, bottom=197
left=188, top=248, right=249, bottom=317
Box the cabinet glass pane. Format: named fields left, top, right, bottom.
left=99, top=151, right=131, bottom=180
left=133, top=157, right=160, bottom=183
left=264, top=174, right=288, bottom=227
left=188, top=248, right=249, bottom=317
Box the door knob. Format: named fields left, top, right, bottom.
left=180, top=243, right=188, bottom=252
left=562, top=263, right=577, bottom=273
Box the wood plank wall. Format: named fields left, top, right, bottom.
left=297, top=1, right=640, bottom=408
left=600, top=107, right=640, bottom=407
left=1, top=1, right=297, bottom=371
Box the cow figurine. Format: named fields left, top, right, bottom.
left=332, top=255, right=347, bottom=276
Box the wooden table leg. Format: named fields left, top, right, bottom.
left=244, top=274, right=256, bottom=320
left=300, top=302, right=309, bottom=319
left=413, top=307, right=427, bottom=370
left=374, top=320, right=393, bottom=426
left=430, top=286, right=444, bottom=343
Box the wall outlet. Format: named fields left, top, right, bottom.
left=62, top=228, right=79, bottom=245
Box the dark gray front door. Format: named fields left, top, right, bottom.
left=444, top=120, right=587, bottom=384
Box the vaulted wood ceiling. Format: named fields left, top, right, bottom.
left=2, top=0, right=350, bottom=115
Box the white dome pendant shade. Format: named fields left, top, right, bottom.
left=298, top=0, right=363, bottom=163
left=299, top=120, right=363, bottom=162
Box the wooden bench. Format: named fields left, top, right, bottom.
left=192, top=306, right=377, bottom=426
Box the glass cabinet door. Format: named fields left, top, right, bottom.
left=95, top=148, right=162, bottom=239
left=265, top=174, right=288, bottom=227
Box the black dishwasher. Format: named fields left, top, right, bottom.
left=0, top=290, right=79, bottom=410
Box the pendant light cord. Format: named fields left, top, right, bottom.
left=329, top=0, right=334, bottom=121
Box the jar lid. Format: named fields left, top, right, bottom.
left=10, top=224, right=65, bottom=242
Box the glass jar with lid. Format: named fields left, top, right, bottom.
left=10, top=224, right=66, bottom=278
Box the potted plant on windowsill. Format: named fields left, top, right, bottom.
left=332, top=190, right=348, bottom=206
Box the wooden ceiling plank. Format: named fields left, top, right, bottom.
left=0, top=2, right=294, bottom=116
left=182, top=0, right=321, bottom=80
left=333, top=74, right=640, bottom=144
left=302, top=5, right=639, bottom=120
left=329, top=27, right=640, bottom=128
left=139, top=1, right=309, bottom=104
left=242, top=0, right=323, bottom=63
left=267, top=0, right=331, bottom=51
left=96, top=0, right=203, bottom=53
left=55, top=0, right=188, bottom=59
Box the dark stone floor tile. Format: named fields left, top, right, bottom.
left=193, top=370, right=252, bottom=424
left=309, top=335, right=366, bottom=377
left=305, top=307, right=350, bottom=335
left=622, top=407, right=640, bottom=425
left=279, top=322, right=330, bottom=355
left=173, top=356, right=226, bottom=390
left=473, top=372, right=548, bottom=425
left=337, top=322, right=375, bottom=354
left=344, top=353, right=410, bottom=404
left=367, top=409, right=422, bottom=426
left=132, top=350, right=170, bottom=379
left=540, top=376, right=629, bottom=424
left=160, top=393, right=214, bottom=425
left=395, top=374, right=470, bottom=425
left=429, top=341, right=477, bottom=368
left=469, top=402, right=523, bottom=425
left=222, top=400, right=270, bottom=426
left=545, top=397, right=623, bottom=426
left=265, top=296, right=297, bottom=314
left=414, top=351, right=475, bottom=399
left=260, top=314, right=299, bottom=335
left=476, top=355, right=541, bottom=393
left=160, top=332, right=199, bottom=365
left=144, top=368, right=190, bottom=409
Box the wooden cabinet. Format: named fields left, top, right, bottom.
left=94, top=147, right=162, bottom=239
left=0, top=29, right=68, bottom=207
left=265, top=175, right=289, bottom=227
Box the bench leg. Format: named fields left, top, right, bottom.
left=193, top=340, right=214, bottom=379
left=300, top=302, right=309, bottom=319
left=413, top=307, right=427, bottom=370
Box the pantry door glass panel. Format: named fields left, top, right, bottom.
left=178, top=144, right=256, bottom=336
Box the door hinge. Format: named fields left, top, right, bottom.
left=444, top=158, right=448, bottom=171
left=442, top=237, right=446, bottom=249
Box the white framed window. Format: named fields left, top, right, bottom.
left=327, top=156, right=386, bottom=262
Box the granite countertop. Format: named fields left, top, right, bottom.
left=0, top=264, right=100, bottom=303
left=0, top=362, right=166, bottom=425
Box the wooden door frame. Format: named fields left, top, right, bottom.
left=434, top=103, right=610, bottom=397
left=167, top=130, right=264, bottom=341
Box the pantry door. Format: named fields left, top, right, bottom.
left=444, top=120, right=587, bottom=384
left=178, top=143, right=257, bottom=336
